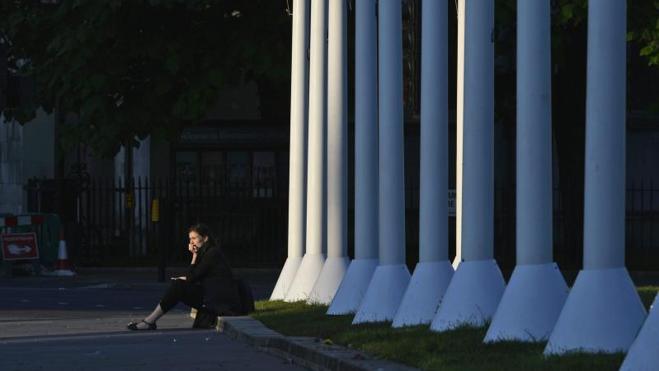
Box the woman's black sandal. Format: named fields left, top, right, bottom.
left=127, top=320, right=157, bottom=331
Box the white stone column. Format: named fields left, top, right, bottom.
left=271, top=0, right=310, bottom=300
left=353, top=0, right=411, bottom=324
left=285, top=0, right=328, bottom=302
left=544, top=0, right=646, bottom=354
left=483, top=0, right=568, bottom=342
left=453, top=0, right=465, bottom=269
left=308, top=0, right=350, bottom=304
left=621, top=295, right=659, bottom=370
left=392, top=0, right=454, bottom=328
left=327, top=0, right=379, bottom=315
left=430, top=0, right=505, bottom=332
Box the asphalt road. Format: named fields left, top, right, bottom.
left=0, top=268, right=305, bottom=371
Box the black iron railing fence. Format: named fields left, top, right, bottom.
left=26, top=176, right=659, bottom=270
left=26, top=168, right=287, bottom=269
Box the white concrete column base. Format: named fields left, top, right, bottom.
left=327, top=258, right=378, bottom=315
left=483, top=263, right=568, bottom=342
left=352, top=264, right=411, bottom=324
left=270, top=256, right=303, bottom=300
left=392, top=261, right=454, bottom=327
left=544, top=267, right=646, bottom=355
left=430, top=259, right=505, bottom=332
left=620, top=294, right=659, bottom=371
left=284, top=253, right=326, bottom=302
left=307, top=256, right=350, bottom=305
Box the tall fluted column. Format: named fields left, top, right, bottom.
left=271, top=0, right=310, bottom=300
left=545, top=0, right=646, bottom=354
left=308, top=0, right=350, bottom=304
left=353, top=0, right=411, bottom=324
left=392, top=0, right=453, bottom=328
left=327, top=0, right=379, bottom=315
left=453, top=0, right=465, bottom=268
left=430, top=0, right=505, bottom=332
left=285, top=0, right=328, bottom=302
left=483, top=0, right=568, bottom=342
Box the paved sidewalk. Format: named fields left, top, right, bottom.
left=0, top=325, right=305, bottom=371
left=0, top=269, right=304, bottom=371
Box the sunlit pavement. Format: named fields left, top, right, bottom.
left=0, top=268, right=305, bottom=371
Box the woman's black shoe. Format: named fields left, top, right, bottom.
left=127, top=320, right=157, bottom=331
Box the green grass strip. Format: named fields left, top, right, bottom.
left=252, top=287, right=659, bottom=371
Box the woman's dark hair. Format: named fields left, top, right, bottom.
left=188, top=223, right=218, bottom=247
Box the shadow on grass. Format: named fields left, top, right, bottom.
left=251, top=288, right=659, bottom=371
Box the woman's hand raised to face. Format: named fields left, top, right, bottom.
left=188, top=230, right=208, bottom=264
left=188, top=242, right=200, bottom=265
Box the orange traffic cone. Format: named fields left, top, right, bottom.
left=53, top=230, right=75, bottom=277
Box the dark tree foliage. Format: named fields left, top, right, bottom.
left=0, top=0, right=656, bottom=161
left=0, top=0, right=291, bottom=157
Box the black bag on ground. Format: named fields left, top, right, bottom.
left=192, top=306, right=218, bottom=329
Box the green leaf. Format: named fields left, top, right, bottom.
left=560, top=4, right=575, bottom=22
left=640, top=44, right=655, bottom=57
left=164, top=55, right=179, bottom=73
left=208, top=69, right=224, bottom=87
left=154, top=81, right=171, bottom=95
left=90, top=74, right=107, bottom=90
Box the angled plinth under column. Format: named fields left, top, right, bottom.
left=484, top=263, right=568, bottom=342
left=352, top=264, right=411, bottom=324
left=620, top=295, right=659, bottom=371
left=327, top=258, right=378, bottom=315
left=392, top=261, right=453, bottom=327
left=543, top=267, right=646, bottom=355
left=430, top=260, right=505, bottom=332
left=270, top=256, right=303, bottom=300
left=284, top=253, right=325, bottom=302
left=307, top=256, right=350, bottom=305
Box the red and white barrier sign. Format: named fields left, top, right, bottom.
left=0, top=215, right=45, bottom=228
left=1, top=233, right=39, bottom=261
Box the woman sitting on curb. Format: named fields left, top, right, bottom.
left=127, top=223, right=246, bottom=330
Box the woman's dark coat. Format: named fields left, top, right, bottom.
left=185, top=244, right=242, bottom=316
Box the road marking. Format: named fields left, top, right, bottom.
left=58, top=302, right=69, bottom=305
left=79, top=283, right=115, bottom=289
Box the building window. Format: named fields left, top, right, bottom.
left=174, top=149, right=280, bottom=198
left=200, top=151, right=225, bottom=186
left=227, top=151, right=250, bottom=193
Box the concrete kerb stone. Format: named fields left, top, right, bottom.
left=218, top=316, right=418, bottom=371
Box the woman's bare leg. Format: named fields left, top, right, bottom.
left=133, top=304, right=165, bottom=329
